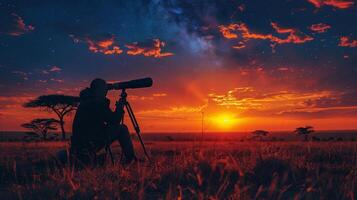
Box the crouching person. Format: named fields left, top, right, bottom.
left=69, top=78, right=136, bottom=166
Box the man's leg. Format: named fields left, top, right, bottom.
left=107, top=124, right=136, bottom=163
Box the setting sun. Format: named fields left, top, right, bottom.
left=211, top=113, right=237, bottom=129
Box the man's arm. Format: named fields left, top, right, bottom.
left=101, top=98, right=124, bottom=124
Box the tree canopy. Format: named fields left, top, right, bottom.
left=22, top=118, right=60, bottom=141
left=23, top=95, right=79, bottom=113
left=294, top=126, right=314, bottom=141
left=251, top=130, right=269, bottom=141
left=23, top=94, right=79, bottom=140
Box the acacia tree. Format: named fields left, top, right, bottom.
left=294, top=126, right=314, bottom=141
left=252, top=130, right=269, bottom=141
left=23, top=95, right=79, bottom=140
left=22, top=118, right=60, bottom=141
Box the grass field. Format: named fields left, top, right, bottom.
left=0, top=141, right=356, bottom=199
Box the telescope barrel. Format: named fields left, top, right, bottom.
left=107, top=77, right=153, bottom=90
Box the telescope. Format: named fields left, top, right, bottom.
left=104, top=77, right=152, bottom=163
left=107, top=77, right=153, bottom=90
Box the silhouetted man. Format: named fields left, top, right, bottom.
left=71, top=78, right=135, bottom=164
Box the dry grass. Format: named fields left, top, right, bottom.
left=0, top=141, right=356, bottom=199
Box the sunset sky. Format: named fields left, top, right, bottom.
left=0, top=0, right=357, bottom=132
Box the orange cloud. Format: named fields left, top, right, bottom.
left=307, top=0, right=354, bottom=9
left=219, top=22, right=313, bottom=49
left=85, top=37, right=123, bottom=55
left=208, top=88, right=345, bottom=118
left=339, top=36, right=357, bottom=47
left=232, top=41, right=246, bottom=49
left=218, top=24, right=239, bottom=39
left=232, top=44, right=246, bottom=49
left=71, top=35, right=123, bottom=55
left=153, top=93, right=167, bottom=97
left=6, top=13, right=34, bottom=36
left=126, top=39, right=173, bottom=58
left=270, top=22, right=314, bottom=44
left=310, top=23, right=331, bottom=33
left=71, top=35, right=173, bottom=57
left=236, top=23, right=274, bottom=41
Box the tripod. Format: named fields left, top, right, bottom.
left=106, top=89, right=150, bottom=164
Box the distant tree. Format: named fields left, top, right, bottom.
left=252, top=130, right=269, bottom=141
left=166, top=136, right=174, bottom=141
left=312, top=136, right=321, bottom=141
left=23, top=95, right=79, bottom=140
left=21, top=118, right=60, bottom=141
left=294, top=126, right=314, bottom=141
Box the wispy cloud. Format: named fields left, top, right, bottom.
left=218, top=22, right=313, bottom=49
left=1, top=13, right=34, bottom=36
left=50, top=78, right=64, bottom=83
left=218, top=24, right=239, bottom=39
left=307, top=0, right=354, bottom=9
left=153, top=93, right=167, bottom=97
left=126, top=39, right=173, bottom=58
left=42, top=66, right=62, bottom=74
left=270, top=22, right=314, bottom=44
left=310, top=23, right=331, bottom=33
left=70, top=35, right=123, bottom=55
left=208, top=87, right=357, bottom=118
left=11, top=70, right=30, bottom=80
left=49, top=66, right=62, bottom=72
left=232, top=43, right=246, bottom=49
left=71, top=35, right=173, bottom=58
left=277, top=67, right=291, bottom=71
left=339, top=36, right=357, bottom=47
left=210, top=88, right=334, bottom=111
left=0, top=95, right=35, bottom=112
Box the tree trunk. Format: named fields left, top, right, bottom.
left=60, top=117, right=66, bottom=141
left=43, top=131, right=47, bottom=141
left=304, top=134, right=308, bottom=141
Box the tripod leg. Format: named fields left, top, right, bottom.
left=105, top=145, right=114, bottom=165
left=125, top=102, right=150, bottom=161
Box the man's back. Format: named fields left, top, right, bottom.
left=71, top=88, right=115, bottom=149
